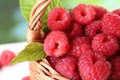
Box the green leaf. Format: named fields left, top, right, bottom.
left=19, top=0, right=36, bottom=21
left=42, top=0, right=64, bottom=32
left=10, top=42, right=47, bottom=64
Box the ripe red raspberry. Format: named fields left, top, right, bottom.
left=85, top=20, right=102, bottom=38
left=113, top=9, right=120, bottom=16
left=47, top=8, right=71, bottom=31
left=102, top=13, right=120, bottom=39
left=22, top=76, right=30, bottom=80
left=108, top=56, right=120, bottom=80
left=69, top=36, right=91, bottom=58
left=73, top=4, right=96, bottom=25
left=92, top=33, right=119, bottom=57
left=47, top=56, right=60, bottom=68
left=78, top=51, right=111, bottom=80
left=92, top=5, right=107, bottom=20
left=67, top=22, right=83, bottom=40
left=55, top=56, right=80, bottom=80
left=0, top=50, right=16, bottom=66
left=44, top=31, right=70, bottom=57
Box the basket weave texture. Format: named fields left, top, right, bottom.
left=27, top=0, right=68, bottom=80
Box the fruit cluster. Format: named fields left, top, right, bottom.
left=44, top=4, right=120, bottom=80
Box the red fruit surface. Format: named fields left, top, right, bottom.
left=22, top=76, right=30, bottom=80
left=108, top=56, right=120, bottom=80
left=69, top=36, right=91, bottom=58
left=68, top=22, right=83, bottom=40
left=47, top=56, right=60, bottom=68
left=0, top=50, right=16, bottom=66
left=113, top=9, right=120, bottom=16
left=85, top=20, right=102, bottom=38
left=55, top=56, right=80, bottom=80
left=78, top=51, right=111, bottom=80
left=47, top=8, right=71, bottom=31
left=92, top=33, right=119, bottom=57
left=92, top=5, right=107, bottom=20
left=102, top=13, right=120, bottom=39
left=44, top=31, right=70, bottom=57
left=74, top=4, right=96, bottom=25
left=80, top=44, right=92, bottom=54
left=0, top=63, right=1, bottom=69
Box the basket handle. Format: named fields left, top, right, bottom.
left=26, top=0, right=52, bottom=43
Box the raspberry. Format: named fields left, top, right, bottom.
left=69, top=36, right=91, bottom=58
left=0, top=50, right=16, bottom=66
left=92, top=5, right=107, bottom=20
left=78, top=51, right=111, bottom=80
left=55, top=56, right=80, bottom=80
left=47, top=8, right=71, bottom=31
left=85, top=20, right=102, bottom=38
left=108, top=56, right=120, bottom=80
left=113, top=9, right=120, bottom=16
left=73, top=4, right=96, bottom=25
left=44, top=31, right=70, bottom=57
left=92, top=33, right=119, bottom=57
left=102, top=13, right=120, bottom=39
left=47, top=56, right=60, bottom=68
left=67, top=22, right=83, bottom=40
left=22, top=76, right=30, bottom=80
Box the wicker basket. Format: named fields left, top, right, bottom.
left=26, top=0, right=68, bottom=80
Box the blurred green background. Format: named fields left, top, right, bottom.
left=0, top=0, right=120, bottom=44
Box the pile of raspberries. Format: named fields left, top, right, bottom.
left=44, top=4, right=120, bottom=80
